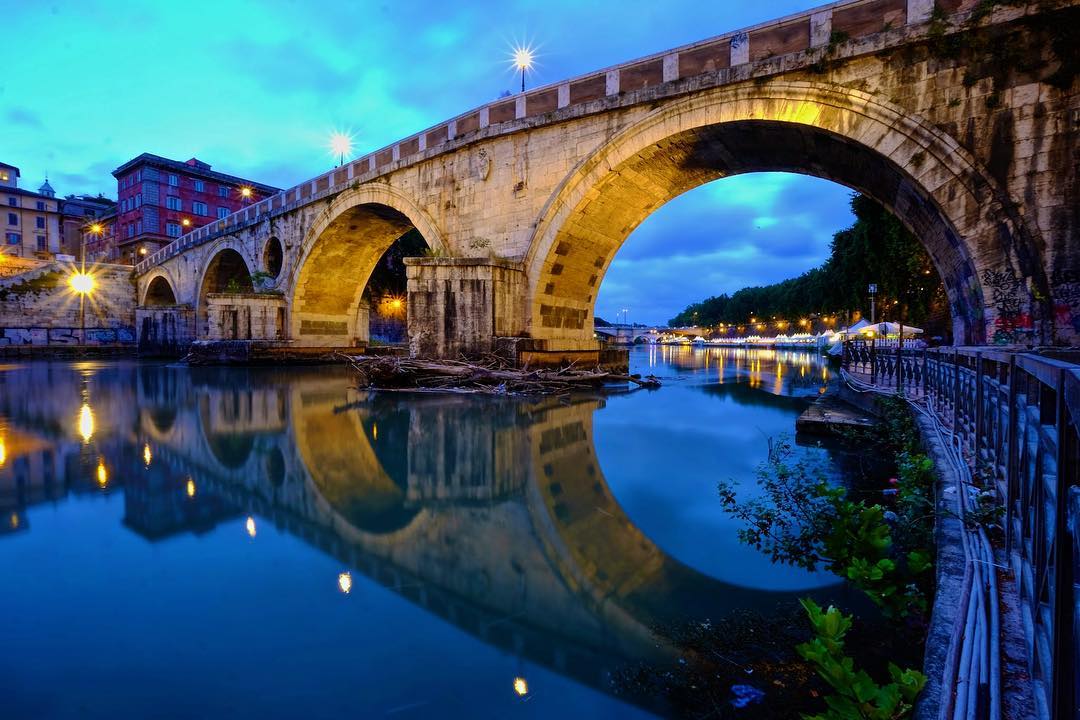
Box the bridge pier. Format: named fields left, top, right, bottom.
left=136, top=306, right=195, bottom=357
left=405, top=257, right=527, bottom=359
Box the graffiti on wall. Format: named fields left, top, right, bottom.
left=1051, top=268, right=1080, bottom=334
left=982, top=269, right=1033, bottom=345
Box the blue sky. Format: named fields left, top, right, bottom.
left=3, top=0, right=855, bottom=324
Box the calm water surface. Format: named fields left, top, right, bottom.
left=0, top=346, right=843, bottom=719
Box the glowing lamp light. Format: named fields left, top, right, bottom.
left=0, top=436, right=5, bottom=466
left=245, top=516, right=257, bottom=538
left=328, top=132, right=354, bottom=166
left=338, top=572, right=352, bottom=594
left=96, top=459, right=108, bottom=487
left=78, top=403, right=94, bottom=442
left=89, top=223, right=103, bottom=235
left=143, top=443, right=152, bottom=467
left=69, top=272, right=95, bottom=295
left=181, top=218, right=191, bottom=227
left=513, top=677, right=529, bottom=697
left=389, top=298, right=403, bottom=311
left=512, top=46, right=534, bottom=72
left=186, top=479, right=196, bottom=498
left=240, top=187, right=253, bottom=199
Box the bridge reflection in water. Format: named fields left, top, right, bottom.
left=0, top=353, right=841, bottom=716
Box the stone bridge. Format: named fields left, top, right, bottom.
left=134, top=0, right=1079, bottom=361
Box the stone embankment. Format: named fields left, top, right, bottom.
left=0, top=262, right=137, bottom=354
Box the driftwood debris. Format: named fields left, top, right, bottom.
left=343, top=355, right=661, bottom=395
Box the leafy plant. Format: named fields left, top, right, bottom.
left=717, top=436, right=929, bottom=619
left=223, top=277, right=242, bottom=294
left=797, top=599, right=926, bottom=719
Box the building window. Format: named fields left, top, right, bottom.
left=166, top=196, right=182, bottom=211
left=136, top=220, right=143, bottom=234
left=193, top=201, right=208, bottom=216
left=6, top=232, right=20, bottom=244
left=7, top=197, right=15, bottom=207
left=36, top=235, right=46, bottom=251
left=194, top=179, right=204, bottom=192
left=136, top=193, right=142, bottom=207
left=218, top=185, right=229, bottom=198
left=36, top=200, right=45, bottom=211
left=35, top=216, right=45, bottom=229
left=136, top=171, right=141, bottom=182
left=166, top=222, right=181, bottom=237
left=7, top=213, right=16, bottom=226
left=217, top=207, right=229, bottom=219
left=168, top=174, right=179, bottom=187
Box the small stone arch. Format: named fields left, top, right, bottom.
left=525, top=80, right=1049, bottom=347
left=287, top=184, right=446, bottom=347
left=263, top=236, right=284, bottom=279
left=139, top=268, right=181, bottom=307
left=142, top=274, right=178, bottom=306
left=195, top=239, right=256, bottom=336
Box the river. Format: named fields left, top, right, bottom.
left=0, top=346, right=853, bottom=718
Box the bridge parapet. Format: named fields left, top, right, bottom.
left=135, top=0, right=997, bottom=276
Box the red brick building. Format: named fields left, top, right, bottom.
left=110, top=154, right=278, bottom=264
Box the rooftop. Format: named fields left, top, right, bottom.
left=112, top=153, right=280, bottom=193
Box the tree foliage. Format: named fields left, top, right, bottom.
left=669, top=195, right=946, bottom=328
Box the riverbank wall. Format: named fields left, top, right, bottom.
left=0, top=263, right=137, bottom=355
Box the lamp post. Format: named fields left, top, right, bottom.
left=329, top=133, right=353, bottom=168
left=513, top=46, right=534, bottom=93
left=868, top=283, right=878, bottom=324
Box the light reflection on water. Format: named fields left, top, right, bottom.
left=0, top=349, right=845, bottom=719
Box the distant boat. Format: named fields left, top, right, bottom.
left=692, top=336, right=707, bottom=346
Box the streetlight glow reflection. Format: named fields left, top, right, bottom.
left=246, top=516, right=257, bottom=538
left=186, top=479, right=196, bottom=498
left=513, top=677, right=529, bottom=696
left=78, top=404, right=94, bottom=442
left=143, top=444, right=152, bottom=467
left=96, top=459, right=108, bottom=487
left=338, top=572, right=352, bottom=594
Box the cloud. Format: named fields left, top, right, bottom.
left=5, top=107, right=42, bottom=128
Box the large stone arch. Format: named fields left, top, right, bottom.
left=195, top=238, right=256, bottom=336
left=525, top=80, right=1049, bottom=347
left=288, top=184, right=446, bottom=347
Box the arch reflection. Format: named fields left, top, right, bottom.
left=0, top=361, right=839, bottom=711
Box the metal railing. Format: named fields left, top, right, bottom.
left=844, top=342, right=1079, bottom=719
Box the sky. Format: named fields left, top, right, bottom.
left=3, top=0, right=856, bottom=324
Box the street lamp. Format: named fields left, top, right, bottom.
left=512, top=45, right=535, bottom=93
left=329, top=132, right=353, bottom=167
left=69, top=271, right=95, bottom=346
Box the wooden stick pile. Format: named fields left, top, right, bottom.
left=343, top=355, right=661, bottom=395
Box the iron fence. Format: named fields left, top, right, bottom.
left=843, top=342, right=1079, bottom=719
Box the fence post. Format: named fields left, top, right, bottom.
left=870, top=337, right=877, bottom=385
left=922, top=349, right=929, bottom=399
left=1005, top=355, right=1018, bottom=555
left=1051, top=369, right=1075, bottom=719
left=954, top=349, right=962, bottom=434
left=975, top=352, right=984, bottom=458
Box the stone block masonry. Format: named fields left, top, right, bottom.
left=0, top=263, right=137, bottom=352
left=135, top=0, right=1079, bottom=361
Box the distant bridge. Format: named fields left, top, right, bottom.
left=134, top=0, right=1078, bottom=362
